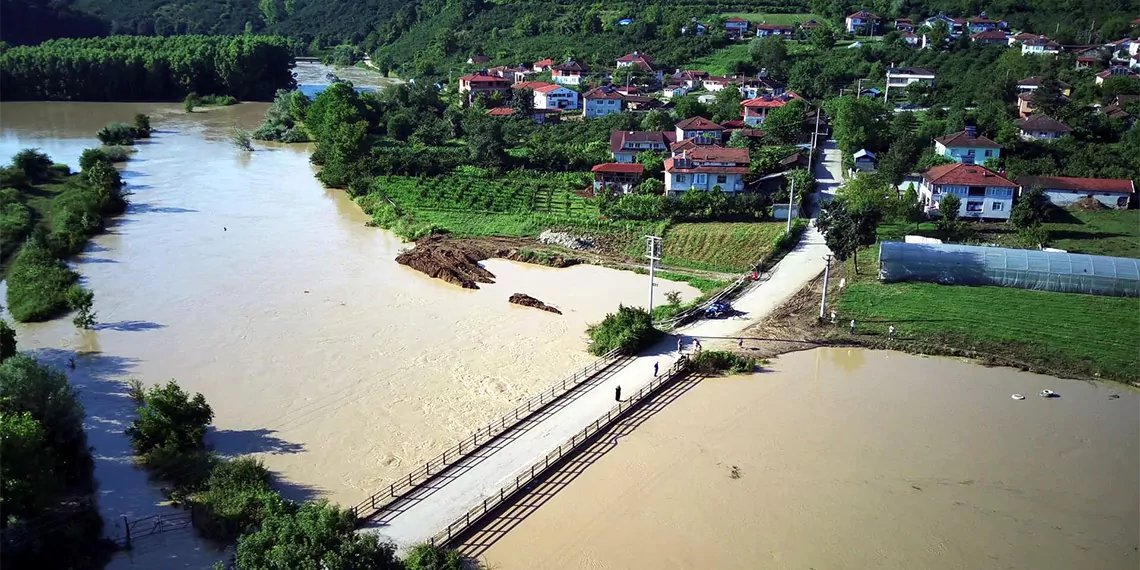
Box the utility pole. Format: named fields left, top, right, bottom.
left=857, top=78, right=863, bottom=97
left=819, top=254, right=833, bottom=319
left=645, top=235, right=662, bottom=315
left=785, top=179, right=796, bottom=234
left=806, top=106, right=822, bottom=172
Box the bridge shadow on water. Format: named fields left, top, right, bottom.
left=452, top=371, right=710, bottom=561
left=361, top=355, right=639, bottom=527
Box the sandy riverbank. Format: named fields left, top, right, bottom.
left=473, top=348, right=1139, bottom=570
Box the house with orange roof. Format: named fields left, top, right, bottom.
left=919, top=163, right=1017, bottom=220
left=532, top=58, right=554, bottom=72
left=583, top=86, right=624, bottom=118
left=615, top=52, right=663, bottom=82
left=664, top=146, right=751, bottom=195
left=741, top=93, right=800, bottom=126
left=551, top=59, right=588, bottom=85
left=673, top=117, right=725, bottom=145
left=512, top=81, right=579, bottom=110
left=458, top=72, right=513, bottom=103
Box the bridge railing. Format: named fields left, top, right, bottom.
left=428, top=354, right=691, bottom=547
left=351, top=347, right=623, bottom=522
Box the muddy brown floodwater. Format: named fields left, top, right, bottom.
left=476, top=348, right=1139, bottom=570
left=0, top=101, right=698, bottom=568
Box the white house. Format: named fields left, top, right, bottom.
left=755, top=24, right=795, bottom=38
left=609, top=130, right=673, bottom=163
left=512, top=81, right=579, bottom=110
left=724, top=17, right=750, bottom=37
left=615, top=52, right=663, bottom=83
left=919, top=163, right=1017, bottom=221
left=551, top=60, right=588, bottom=85
left=673, top=116, right=724, bottom=145
left=845, top=10, right=879, bottom=34
left=923, top=13, right=965, bottom=36
left=661, top=84, right=689, bottom=99
left=1016, top=114, right=1071, bottom=140
left=1095, top=66, right=1139, bottom=85
left=1021, top=35, right=1062, bottom=55
left=741, top=93, right=799, bottom=126
left=701, top=76, right=736, bottom=92
left=1017, top=176, right=1136, bottom=209
left=886, top=67, right=936, bottom=88
left=663, top=146, right=751, bottom=195
left=583, top=86, right=624, bottom=118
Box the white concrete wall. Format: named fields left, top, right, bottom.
left=665, top=172, right=744, bottom=194
left=585, top=98, right=622, bottom=118
left=1043, top=189, right=1131, bottom=208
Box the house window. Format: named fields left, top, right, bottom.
left=674, top=174, right=687, bottom=183
left=984, top=150, right=992, bottom=157
left=967, top=149, right=975, bottom=156
left=694, top=174, right=708, bottom=185
left=966, top=201, right=984, bottom=212
left=716, top=175, right=728, bottom=184
left=992, top=202, right=1004, bottom=211
left=968, top=186, right=986, bottom=197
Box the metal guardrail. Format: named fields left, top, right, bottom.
left=113, top=513, right=193, bottom=548
left=428, top=354, right=691, bottom=547
left=350, top=347, right=624, bottom=522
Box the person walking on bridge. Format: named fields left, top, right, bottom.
left=615, top=385, right=622, bottom=402
left=653, top=361, right=659, bottom=377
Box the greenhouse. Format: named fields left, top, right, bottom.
left=878, top=242, right=1140, bottom=297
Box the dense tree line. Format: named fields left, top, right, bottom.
left=0, top=35, right=295, bottom=101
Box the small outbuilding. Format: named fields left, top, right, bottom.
left=1017, top=176, right=1136, bottom=209
left=591, top=163, right=644, bottom=195
left=852, top=149, right=877, bottom=171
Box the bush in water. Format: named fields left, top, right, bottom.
left=586, top=305, right=661, bottom=356
left=192, top=457, right=280, bottom=541
left=403, top=544, right=463, bottom=570
left=234, top=500, right=404, bottom=570
left=96, top=122, right=141, bottom=145
left=126, top=379, right=214, bottom=456
left=66, top=285, right=96, bottom=329
left=4, top=236, right=79, bottom=322
left=691, top=350, right=757, bottom=374
left=133, top=113, right=152, bottom=137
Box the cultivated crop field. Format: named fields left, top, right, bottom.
left=377, top=173, right=596, bottom=218
left=837, top=249, right=1140, bottom=382
left=663, top=222, right=786, bottom=273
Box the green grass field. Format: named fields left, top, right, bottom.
left=877, top=209, right=1140, bottom=259
left=834, top=243, right=1140, bottom=383
left=688, top=41, right=814, bottom=75
left=719, top=12, right=828, bottom=25
left=662, top=222, right=786, bottom=273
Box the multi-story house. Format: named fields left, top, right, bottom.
left=532, top=58, right=554, bottom=72
left=664, top=146, right=751, bottom=195
left=966, top=14, right=1005, bottom=33
left=457, top=72, right=512, bottom=102
left=583, top=86, right=624, bottom=118
left=673, top=70, right=710, bottom=89
left=741, top=93, right=800, bottom=126
left=971, top=30, right=1009, bottom=45
left=919, top=163, right=1017, bottom=220
left=1095, top=66, right=1139, bottom=85
left=800, top=19, right=824, bottom=31
left=724, top=17, right=750, bottom=38
left=1016, top=76, right=1072, bottom=97
left=591, top=163, right=644, bottom=195
left=923, top=13, right=965, bottom=36
left=1016, top=115, right=1072, bottom=140
left=701, top=76, right=736, bottom=92
left=661, top=84, right=690, bottom=99
left=739, top=77, right=787, bottom=98
left=609, top=130, right=675, bottom=163
left=551, top=59, right=588, bottom=85
left=615, top=52, right=663, bottom=83
left=845, top=10, right=879, bottom=34
left=512, top=81, right=579, bottom=110
left=933, top=127, right=1002, bottom=164
left=673, top=117, right=725, bottom=145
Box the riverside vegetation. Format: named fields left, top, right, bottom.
left=0, top=333, right=113, bottom=570
left=122, top=377, right=464, bottom=569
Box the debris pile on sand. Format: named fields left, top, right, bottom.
left=395, top=235, right=496, bottom=289
left=538, top=230, right=595, bottom=250
left=509, top=293, right=563, bottom=315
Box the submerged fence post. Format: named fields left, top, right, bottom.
left=122, top=515, right=131, bottom=549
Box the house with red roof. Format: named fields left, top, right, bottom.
left=512, top=81, right=579, bottom=110
left=700, top=76, right=737, bottom=92
left=673, top=70, right=710, bottom=89
left=583, top=86, right=624, bottom=118
left=923, top=13, right=966, bottom=36
left=919, top=163, right=1017, bottom=220
left=615, top=52, right=663, bottom=82
left=894, top=18, right=914, bottom=32
left=800, top=19, right=824, bottom=30
left=741, top=93, right=800, bottom=126
left=610, top=130, right=676, bottom=163
left=845, top=10, right=879, bottom=34
left=664, top=146, right=751, bottom=195
left=971, top=30, right=1009, bottom=46
left=1020, top=35, right=1062, bottom=55
left=592, top=163, right=644, bottom=194
left=1095, top=65, right=1139, bottom=85
left=673, top=117, right=725, bottom=146
left=458, top=72, right=513, bottom=103
left=532, top=58, right=554, bottom=72
left=1017, top=176, right=1136, bottom=209
left=467, top=55, right=490, bottom=65
left=725, top=17, right=750, bottom=38
left=966, top=14, right=1005, bottom=33
left=551, top=59, right=588, bottom=86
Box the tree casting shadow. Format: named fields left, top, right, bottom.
left=209, top=427, right=306, bottom=457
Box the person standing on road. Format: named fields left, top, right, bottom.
left=615, top=385, right=622, bottom=401
left=653, top=361, right=659, bottom=377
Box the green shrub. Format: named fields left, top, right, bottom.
left=198, top=94, right=238, bottom=106
left=404, top=544, right=463, bottom=570
left=0, top=166, right=29, bottom=189
left=234, top=500, right=402, bottom=570
left=79, top=148, right=110, bottom=172
left=0, top=319, right=16, bottom=363
left=133, top=113, right=152, bottom=137
left=141, top=445, right=217, bottom=491
left=586, top=305, right=661, bottom=356
left=1, top=199, right=33, bottom=258
left=101, top=145, right=133, bottom=162
left=96, top=122, right=140, bottom=146
left=691, top=350, right=756, bottom=374
left=4, top=239, right=78, bottom=322
left=192, top=458, right=279, bottom=541
left=125, top=380, right=214, bottom=456
left=11, top=149, right=53, bottom=183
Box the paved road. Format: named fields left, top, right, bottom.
left=813, top=139, right=844, bottom=207
left=360, top=148, right=840, bottom=552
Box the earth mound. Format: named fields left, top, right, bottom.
left=509, top=293, right=562, bottom=315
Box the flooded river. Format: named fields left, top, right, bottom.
left=0, top=101, right=697, bottom=567
left=478, top=348, right=1139, bottom=570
